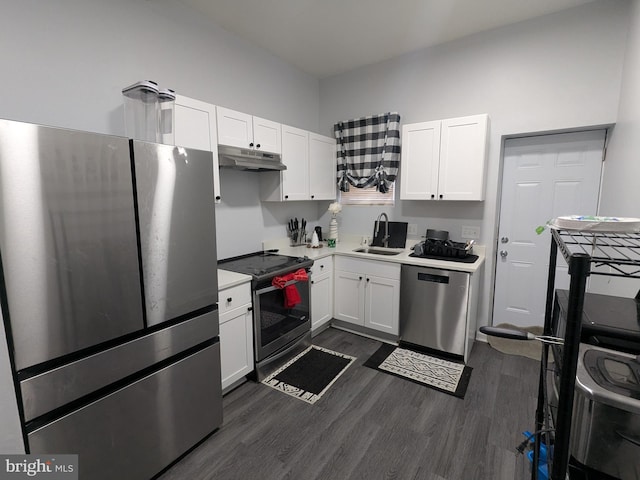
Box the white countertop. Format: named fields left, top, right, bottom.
left=262, top=236, right=485, bottom=274
left=218, top=269, right=252, bottom=290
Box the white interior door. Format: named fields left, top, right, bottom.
left=493, top=130, right=605, bottom=328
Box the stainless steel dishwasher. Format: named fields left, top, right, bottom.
left=400, top=265, right=470, bottom=356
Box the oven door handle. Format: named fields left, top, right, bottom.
left=256, top=279, right=304, bottom=295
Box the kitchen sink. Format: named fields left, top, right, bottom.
left=352, top=247, right=403, bottom=256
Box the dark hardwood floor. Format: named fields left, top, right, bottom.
left=159, top=327, right=539, bottom=480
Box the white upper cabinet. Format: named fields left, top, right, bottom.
left=216, top=107, right=252, bottom=149
left=216, top=106, right=282, bottom=154
left=308, top=133, right=337, bottom=200
left=400, top=120, right=441, bottom=200
left=261, top=128, right=337, bottom=202
left=400, top=114, right=488, bottom=201
left=174, top=95, right=221, bottom=203
left=253, top=116, right=282, bottom=154
left=438, top=115, right=489, bottom=200
left=280, top=125, right=309, bottom=200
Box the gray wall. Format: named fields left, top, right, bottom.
left=318, top=0, right=630, bottom=330
left=1, top=0, right=320, bottom=134
left=0, top=0, right=324, bottom=259
left=591, top=0, right=640, bottom=296
left=216, top=169, right=322, bottom=258
left=600, top=0, right=640, bottom=217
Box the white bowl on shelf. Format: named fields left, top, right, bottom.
left=550, top=215, right=640, bottom=233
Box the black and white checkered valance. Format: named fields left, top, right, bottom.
left=334, top=112, right=401, bottom=194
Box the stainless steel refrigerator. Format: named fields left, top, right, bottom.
left=0, top=119, right=222, bottom=479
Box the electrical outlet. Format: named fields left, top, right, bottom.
left=461, top=226, right=480, bottom=239
left=407, top=223, right=418, bottom=235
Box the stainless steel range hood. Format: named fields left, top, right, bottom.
left=218, top=144, right=286, bottom=171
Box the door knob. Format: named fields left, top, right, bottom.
left=501, top=236, right=509, bottom=244
left=500, top=250, right=508, bottom=258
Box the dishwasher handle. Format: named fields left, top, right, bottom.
left=417, top=272, right=450, bottom=284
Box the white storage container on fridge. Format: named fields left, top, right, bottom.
left=158, top=88, right=175, bottom=145
left=122, top=80, right=160, bottom=143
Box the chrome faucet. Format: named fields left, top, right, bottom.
left=375, top=212, right=390, bottom=248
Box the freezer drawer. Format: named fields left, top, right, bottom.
left=400, top=265, right=470, bottom=356
left=21, top=309, right=218, bottom=422
left=28, top=342, right=223, bottom=480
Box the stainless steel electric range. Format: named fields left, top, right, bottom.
left=219, top=251, right=314, bottom=380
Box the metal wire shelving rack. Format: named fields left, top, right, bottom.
left=533, top=228, right=640, bottom=480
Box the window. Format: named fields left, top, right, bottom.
left=339, top=183, right=395, bottom=206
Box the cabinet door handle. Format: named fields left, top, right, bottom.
left=366, top=278, right=370, bottom=282
left=215, top=195, right=221, bottom=201
left=320, top=265, right=324, bottom=269
left=430, top=194, right=435, bottom=199
left=359, top=276, right=363, bottom=281
left=311, top=195, right=315, bottom=199
left=311, top=280, right=315, bottom=284
left=256, top=143, right=261, bottom=149
left=247, top=306, right=253, bottom=312
left=249, top=142, right=254, bottom=147
left=284, top=195, right=289, bottom=199
left=439, top=194, right=443, bottom=199
left=227, top=297, right=232, bottom=302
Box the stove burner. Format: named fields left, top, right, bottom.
left=219, top=251, right=313, bottom=280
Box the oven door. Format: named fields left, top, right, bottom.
left=253, top=277, right=311, bottom=362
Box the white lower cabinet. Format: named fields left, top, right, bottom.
left=219, top=282, right=254, bottom=392
left=310, top=257, right=333, bottom=332
left=333, top=257, right=401, bottom=335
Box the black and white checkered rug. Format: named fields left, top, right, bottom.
left=364, top=344, right=472, bottom=398
left=262, top=346, right=356, bottom=404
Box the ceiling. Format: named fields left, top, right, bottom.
left=181, top=0, right=599, bottom=78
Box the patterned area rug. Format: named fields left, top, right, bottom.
left=262, top=346, right=356, bottom=404
left=364, top=344, right=472, bottom=398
